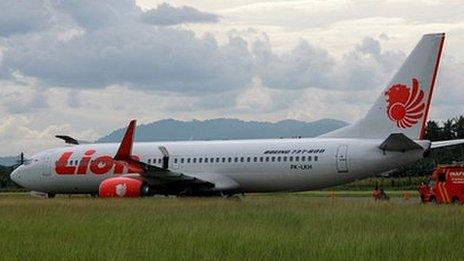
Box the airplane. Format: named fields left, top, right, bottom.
left=10, top=33, right=464, bottom=198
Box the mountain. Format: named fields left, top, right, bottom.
left=0, top=156, right=19, bottom=167
left=97, top=118, right=348, bottom=143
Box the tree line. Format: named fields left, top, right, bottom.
left=390, top=116, right=464, bottom=178
left=424, top=116, right=464, bottom=141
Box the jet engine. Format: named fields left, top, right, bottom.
left=98, top=177, right=149, bottom=198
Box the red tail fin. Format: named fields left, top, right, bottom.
left=114, top=120, right=136, bottom=161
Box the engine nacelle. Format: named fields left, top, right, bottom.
left=98, top=177, right=148, bottom=198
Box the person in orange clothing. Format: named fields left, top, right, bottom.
left=417, top=182, right=429, bottom=203
left=372, top=186, right=381, bottom=201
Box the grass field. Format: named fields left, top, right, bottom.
left=0, top=193, right=463, bottom=260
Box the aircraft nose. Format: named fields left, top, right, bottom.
left=10, top=167, right=23, bottom=187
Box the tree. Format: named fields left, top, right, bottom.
left=424, top=120, right=442, bottom=141
left=453, top=116, right=464, bottom=139
left=441, top=119, right=456, bottom=140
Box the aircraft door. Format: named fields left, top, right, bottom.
left=41, top=154, right=51, bottom=177
left=158, top=146, right=169, bottom=169
left=336, top=145, right=348, bottom=173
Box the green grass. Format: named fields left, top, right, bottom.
left=0, top=194, right=463, bottom=260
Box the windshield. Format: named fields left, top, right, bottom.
left=428, top=178, right=435, bottom=188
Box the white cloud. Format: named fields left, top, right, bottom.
left=0, top=115, right=99, bottom=156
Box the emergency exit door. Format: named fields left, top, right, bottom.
left=336, top=145, right=348, bottom=173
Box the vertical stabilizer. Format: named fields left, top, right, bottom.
left=322, top=33, right=445, bottom=140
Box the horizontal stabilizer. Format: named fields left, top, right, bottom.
left=431, top=139, right=464, bottom=149
left=55, top=135, right=91, bottom=145
left=379, top=133, right=423, bottom=151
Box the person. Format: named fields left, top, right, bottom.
left=372, top=186, right=381, bottom=201
left=379, top=188, right=389, bottom=201
left=417, top=182, right=428, bottom=203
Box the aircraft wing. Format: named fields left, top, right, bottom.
left=431, top=139, right=464, bottom=150
left=139, top=162, right=213, bottom=187
left=113, top=120, right=214, bottom=189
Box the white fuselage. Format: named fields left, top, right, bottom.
left=11, top=138, right=428, bottom=194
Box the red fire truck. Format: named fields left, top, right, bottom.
left=419, top=164, right=464, bottom=204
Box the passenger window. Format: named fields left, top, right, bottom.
left=193, top=158, right=197, bottom=163
left=199, top=158, right=202, bottom=163
left=301, top=156, right=305, bottom=162
left=283, top=156, right=287, bottom=162
left=295, top=156, right=299, bottom=161
left=211, top=158, right=214, bottom=163
left=228, top=157, right=232, bottom=163
left=314, top=156, right=318, bottom=161
left=174, top=158, right=178, bottom=164
left=308, top=156, right=312, bottom=161
left=158, top=159, right=162, bottom=164
left=260, top=157, right=263, bottom=162
left=205, top=158, right=208, bottom=163
left=240, top=157, right=244, bottom=162
left=265, top=157, right=269, bottom=162
left=247, top=157, right=251, bottom=162
left=234, top=157, right=238, bottom=162
left=181, top=158, right=184, bottom=164
left=271, top=157, right=275, bottom=162
left=253, top=157, right=257, bottom=162
left=289, top=156, right=293, bottom=162
left=277, top=157, right=281, bottom=162
left=216, top=158, right=220, bottom=163
left=148, top=159, right=151, bottom=164
left=222, top=158, right=226, bottom=163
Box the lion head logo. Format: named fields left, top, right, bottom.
left=385, top=78, right=425, bottom=129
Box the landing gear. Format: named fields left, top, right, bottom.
left=47, top=193, right=56, bottom=198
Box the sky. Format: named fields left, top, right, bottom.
left=0, top=0, right=463, bottom=156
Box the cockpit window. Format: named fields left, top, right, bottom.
left=428, top=179, right=435, bottom=188
left=23, top=159, right=33, bottom=165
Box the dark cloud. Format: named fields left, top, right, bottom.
left=53, top=0, right=140, bottom=30
left=0, top=0, right=53, bottom=36
left=142, top=3, right=220, bottom=26
left=355, top=37, right=404, bottom=72
left=253, top=39, right=335, bottom=89
left=0, top=0, right=425, bottom=98
left=253, top=36, right=404, bottom=91
left=1, top=1, right=251, bottom=93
